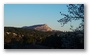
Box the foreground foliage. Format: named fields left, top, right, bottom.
left=4, top=27, right=84, bottom=49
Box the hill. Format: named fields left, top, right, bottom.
left=4, top=27, right=84, bottom=49
left=22, top=24, right=53, bottom=32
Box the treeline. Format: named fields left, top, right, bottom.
left=41, top=31, right=84, bottom=49
left=4, top=27, right=84, bottom=49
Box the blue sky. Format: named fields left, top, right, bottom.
left=4, top=4, right=81, bottom=31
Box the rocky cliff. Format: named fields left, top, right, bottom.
left=22, top=24, right=52, bottom=32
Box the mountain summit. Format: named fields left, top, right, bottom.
left=22, top=24, right=52, bottom=32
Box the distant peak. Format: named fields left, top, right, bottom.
left=43, top=24, right=47, bottom=25
left=36, top=24, right=48, bottom=26
left=22, top=24, right=52, bottom=32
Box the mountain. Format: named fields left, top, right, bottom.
left=22, top=24, right=53, bottom=32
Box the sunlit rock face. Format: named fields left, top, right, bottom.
left=22, top=24, right=52, bottom=32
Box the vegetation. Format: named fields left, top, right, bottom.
left=4, top=4, right=84, bottom=49
left=58, top=4, right=84, bottom=31
left=4, top=27, right=84, bottom=49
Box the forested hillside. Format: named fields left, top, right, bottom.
left=4, top=27, right=84, bottom=49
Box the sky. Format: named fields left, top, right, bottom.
left=4, top=4, right=82, bottom=31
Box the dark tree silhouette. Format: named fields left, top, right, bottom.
left=58, top=4, right=84, bottom=31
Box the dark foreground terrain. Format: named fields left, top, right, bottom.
left=4, top=27, right=84, bottom=49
